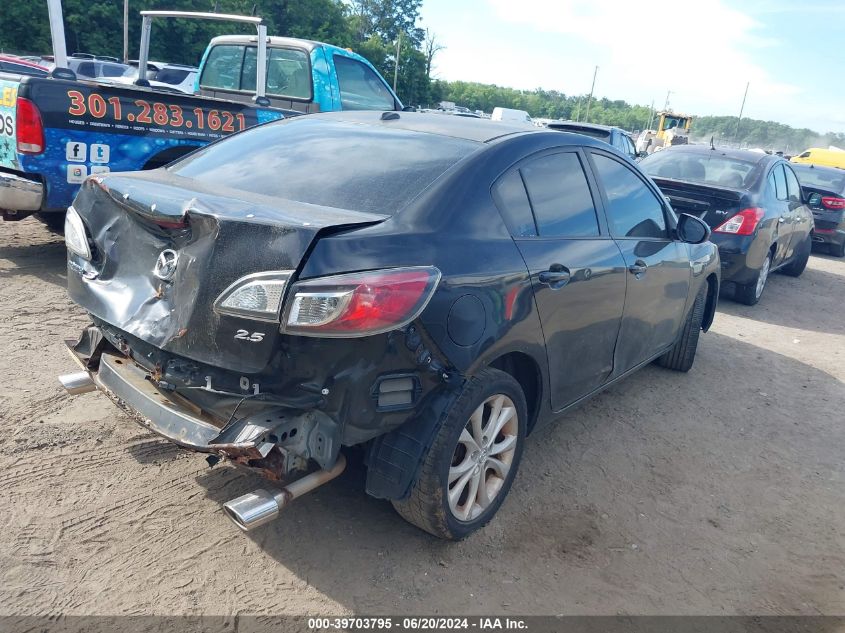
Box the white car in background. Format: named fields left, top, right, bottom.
left=153, top=64, right=198, bottom=93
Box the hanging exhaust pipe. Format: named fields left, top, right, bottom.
left=58, top=371, right=96, bottom=395
left=223, top=452, right=347, bottom=531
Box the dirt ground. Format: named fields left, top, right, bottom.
left=0, top=217, right=843, bottom=617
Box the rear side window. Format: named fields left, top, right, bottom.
left=520, top=153, right=600, bottom=237
left=592, top=153, right=667, bottom=239
left=333, top=55, right=395, bottom=111
left=265, top=48, right=311, bottom=99
left=200, top=45, right=244, bottom=91
left=76, top=61, right=95, bottom=77
left=783, top=165, right=801, bottom=202
left=492, top=171, right=536, bottom=237
left=773, top=165, right=787, bottom=200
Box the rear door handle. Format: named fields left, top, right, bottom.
left=538, top=265, right=571, bottom=289
left=778, top=217, right=787, bottom=223
left=628, top=260, right=648, bottom=277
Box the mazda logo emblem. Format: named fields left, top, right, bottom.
left=153, top=249, right=179, bottom=282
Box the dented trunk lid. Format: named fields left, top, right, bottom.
left=67, top=171, right=388, bottom=374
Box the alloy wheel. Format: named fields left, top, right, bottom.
left=447, top=394, right=519, bottom=522
left=755, top=256, right=771, bottom=300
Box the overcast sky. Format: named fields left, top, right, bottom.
left=419, top=0, right=845, bottom=134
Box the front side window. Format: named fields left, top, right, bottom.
left=333, top=55, right=395, bottom=111
left=592, top=153, right=667, bottom=239
left=520, top=152, right=600, bottom=237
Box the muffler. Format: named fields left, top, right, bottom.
left=58, top=371, right=96, bottom=395
left=223, top=453, right=347, bottom=531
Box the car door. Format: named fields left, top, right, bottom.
left=768, top=164, right=794, bottom=265
left=492, top=150, right=627, bottom=410
left=782, top=163, right=813, bottom=253
left=587, top=150, right=691, bottom=375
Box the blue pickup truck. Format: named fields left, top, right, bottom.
left=0, top=11, right=402, bottom=230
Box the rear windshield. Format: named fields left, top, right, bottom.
left=641, top=151, right=758, bottom=188
left=171, top=117, right=479, bottom=214
left=791, top=165, right=845, bottom=192
left=549, top=125, right=610, bottom=141
left=155, top=68, right=191, bottom=84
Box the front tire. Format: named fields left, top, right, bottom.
left=391, top=368, right=527, bottom=540
left=656, top=285, right=707, bottom=372
left=735, top=252, right=771, bottom=306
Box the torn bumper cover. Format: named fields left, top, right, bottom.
left=62, top=328, right=342, bottom=481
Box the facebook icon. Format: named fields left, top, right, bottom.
left=65, top=141, right=86, bottom=162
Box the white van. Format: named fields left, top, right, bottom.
left=491, top=107, right=532, bottom=124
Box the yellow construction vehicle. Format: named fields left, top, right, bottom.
left=636, top=110, right=694, bottom=154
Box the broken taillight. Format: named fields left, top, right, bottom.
left=16, top=97, right=45, bottom=154
left=282, top=267, right=441, bottom=337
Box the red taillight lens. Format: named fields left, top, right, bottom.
left=821, top=196, right=845, bottom=210
left=714, top=207, right=765, bottom=235
left=283, top=267, right=441, bottom=337
left=16, top=97, right=45, bottom=154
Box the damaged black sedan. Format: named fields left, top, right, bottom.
left=60, top=111, right=720, bottom=540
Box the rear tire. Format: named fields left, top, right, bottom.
left=735, top=252, right=771, bottom=306
left=781, top=235, right=811, bottom=277
left=656, top=285, right=706, bottom=372
left=36, top=212, right=66, bottom=235
left=391, top=368, right=526, bottom=540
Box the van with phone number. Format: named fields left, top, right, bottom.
left=0, top=10, right=402, bottom=231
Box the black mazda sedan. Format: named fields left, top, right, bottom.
left=641, top=146, right=814, bottom=305
left=60, top=112, right=719, bottom=540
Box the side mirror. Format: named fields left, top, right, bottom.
left=402, top=105, right=417, bottom=112
left=676, top=213, right=711, bottom=245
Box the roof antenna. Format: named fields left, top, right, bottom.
left=710, top=135, right=716, bottom=150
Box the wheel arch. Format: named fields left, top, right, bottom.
left=487, top=351, right=543, bottom=434
left=702, top=272, right=719, bottom=332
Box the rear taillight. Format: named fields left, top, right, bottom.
left=714, top=207, right=764, bottom=235
left=282, top=267, right=441, bottom=337
left=16, top=97, right=44, bottom=154
left=821, top=196, right=845, bottom=210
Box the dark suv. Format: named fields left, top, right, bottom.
left=60, top=112, right=719, bottom=540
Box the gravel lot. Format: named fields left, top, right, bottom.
left=1, top=218, right=843, bottom=616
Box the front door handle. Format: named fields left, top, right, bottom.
left=628, top=260, right=648, bottom=277
left=538, top=265, right=571, bottom=289
left=778, top=217, right=786, bottom=224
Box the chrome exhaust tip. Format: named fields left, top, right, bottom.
left=222, top=453, right=347, bottom=532
left=59, top=371, right=96, bottom=395
left=223, top=489, right=281, bottom=532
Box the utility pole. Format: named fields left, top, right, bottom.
left=646, top=99, right=655, bottom=130
left=663, top=90, right=672, bottom=111
left=734, top=81, right=750, bottom=143
left=123, top=0, right=129, bottom=64
left=393, top=31, right=402, bottom=93
left=574, top=95, right=582, bottom=122
left=584, top=65, right=598, bottom=123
